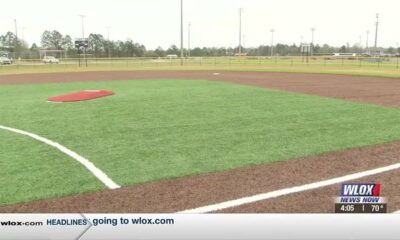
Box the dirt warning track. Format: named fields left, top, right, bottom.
left=1, top=70, right=400, bottom=213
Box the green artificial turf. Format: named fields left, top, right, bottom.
left=1, top=79, right=400, bottom=205
left=0, top=130, right=104, bottom=205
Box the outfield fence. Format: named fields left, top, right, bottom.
left=1, top=56, right=400, bottom=71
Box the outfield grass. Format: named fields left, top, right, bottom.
left=1, top=61, right=400, bottom=79
left=2, top=79, right=400, bottom=205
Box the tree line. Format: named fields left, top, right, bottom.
left=1, top=30, right=399, bottom=59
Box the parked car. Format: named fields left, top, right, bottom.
left=42, top=56, right=59, bottom=64
left=0, top=56, right=12, bottom=65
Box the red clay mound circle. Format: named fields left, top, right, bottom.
left=48, top=90, right=114, bottom=102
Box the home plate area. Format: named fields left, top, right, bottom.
left=47, top=90, right=114, bottom=102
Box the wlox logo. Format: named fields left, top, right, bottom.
left=340, top=184, right=381, bottom=197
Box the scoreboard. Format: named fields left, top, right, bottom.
left=74, top=38, right=89, bottom=53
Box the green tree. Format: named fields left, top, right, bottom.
left=88, top=33, right=106, bottom=56
left=41, top=30, right=63, bottom=49
left=166, top=45, right=179, bottom=55
left=61, top=35, right=73, bottom=50
left=154, top=47, right=165, bottom=57
left=0, top=32, right=17, bottom=48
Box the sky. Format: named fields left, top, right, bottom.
left=1, top=0, right=399, bottom=49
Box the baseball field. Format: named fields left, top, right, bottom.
left=1, top=66, right=400, bottom=213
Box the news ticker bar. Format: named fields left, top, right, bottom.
left=1, top=214, right=400, bottom=240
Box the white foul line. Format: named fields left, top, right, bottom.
left=0, top=125, right=120, bottom=189
left=178, top=163, right=400, bottom=213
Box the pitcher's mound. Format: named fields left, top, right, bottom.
left=48, top=90, right=114, bottom=102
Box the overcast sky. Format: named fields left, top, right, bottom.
left=1, top=0, right=399, bottom=49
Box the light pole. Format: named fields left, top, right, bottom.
left=374, top=13, right=379, bottom=55
left=19, top=27, right=26, bottom=41
left=180, top=0, right=184, bottom=65
left=238, top=8, right=243, bottom=55
left=14, top=19, right=18, bottom=59
left=78, top=14, right=87, bottom=66
left=78, top=14, right=86, bottom=38
left=366, top=30, right=370, bottom=53
left=396, top=43, right=399, bottom=69
left=106, top=26, right=111, bottom=58
left=188, top=22, right=191, bottom=58
left=270, top=29, right=275, bottom=57
left=311, top=28, right=315, bottom=56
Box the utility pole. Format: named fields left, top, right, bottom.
left=311, top=28, right=315, bottom=56
left=188, top=22, right=191, bottom=58
left=238, top=8, right=243, bottom=55
left=106, top=26, right=111, bottom=58
left=270, top=29, right=275, bottom=57
left=180, top=0, right=184, bottom=65
left=374, top=13, right=379, bottom=55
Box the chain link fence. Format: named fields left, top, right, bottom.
left=1, top=56, right=400, bottom=71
